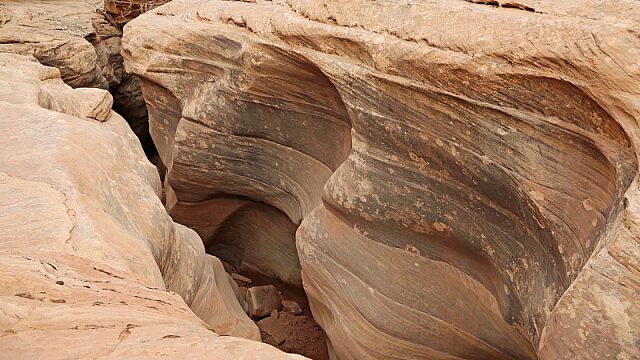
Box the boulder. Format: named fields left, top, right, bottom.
left=247, top=285, right=283, bottom=318
left=0, top=53, right=306, bottom=358
left=122, top=1, right=640, bottom=359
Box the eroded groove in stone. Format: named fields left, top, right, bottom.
left=124, top=10, right=352, bottom=285
left=123, top=1, right=640, bottom=359
left=0, top=53, right=307, bottom=358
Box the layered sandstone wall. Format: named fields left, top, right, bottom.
left=0, top=53, right=304, bottom=359
left=123, top=1, right=640, bottom=359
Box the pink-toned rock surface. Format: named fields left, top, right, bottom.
left=0, top=0, right=154, bottom=153
left=0, top=0, right=105, bottom=88
left=123, top=1, right=640, bottom=359
left=0, top=53, right=305, bottom=359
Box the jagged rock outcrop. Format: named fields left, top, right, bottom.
left=0, top=53, right=306, bottom=359
left=0, top=0, right=154, bottom=154
left=123, top=1, right=640, bottom=359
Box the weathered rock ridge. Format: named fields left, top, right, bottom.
left=123, top=1, right=640, bottom=359
left=0, top=53, right=305, bottom=359
left=0, top=0, right=154, bottom=154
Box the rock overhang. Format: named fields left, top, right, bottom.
left=122, top=1, right=640, bottom=359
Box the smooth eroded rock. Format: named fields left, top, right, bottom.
left=0, top=53, right=306, bottom=358
left=123, top=1, right=640, bottom=359
left=0, top=0, right=154, bottom=154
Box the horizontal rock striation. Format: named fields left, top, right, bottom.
left=0, top=53, right=304, bottom=358
left=123, top=3, right=352, bottom=285
left=123, top=1, right=640, bottom=359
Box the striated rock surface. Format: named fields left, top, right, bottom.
left=123, top=1, right=640, bottom=359
left=537, top=182, right=640, bottom=359
left=123, top=0, right=351, bottom=286
left=0, top=53, right=306, bottom=358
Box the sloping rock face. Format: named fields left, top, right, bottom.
left=0, top=0, right=154, bottom=154
left=0, top=0, right=105, bottom=88
left=0, top=53, right=305, bottom=359
left=123, top=1, right=640, bottom=359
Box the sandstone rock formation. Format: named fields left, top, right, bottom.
left=104, top=0, right=171, bottom=26
left=0, top=53, right=304, bottom=359
left=0, top=0, right=105, bottom=88
left=123, top=1, right=640, bottom=359
left=0, top=0, right=154, bottom=154
left=91, top=10, right=155, bottom=155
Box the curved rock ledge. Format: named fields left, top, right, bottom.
left=0, top=53, right=304, bottom=359
left=123, top=3, right=352, bottom=285
left=123, top=1, right=640, bottom=359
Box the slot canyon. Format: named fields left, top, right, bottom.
left=0, top=1, right=638, bottom=359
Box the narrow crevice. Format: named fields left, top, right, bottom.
left=89, top=9, right=158, bottom=158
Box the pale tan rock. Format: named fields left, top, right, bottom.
left=0, top=0, right=106, bottom=88
left=123, top=1, right=640, bottom=359
left=0, top=54, right=305, bottom=358
left=0, top=0, right=154, bottom=153
left=0, top=253, right=300, bottom=359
